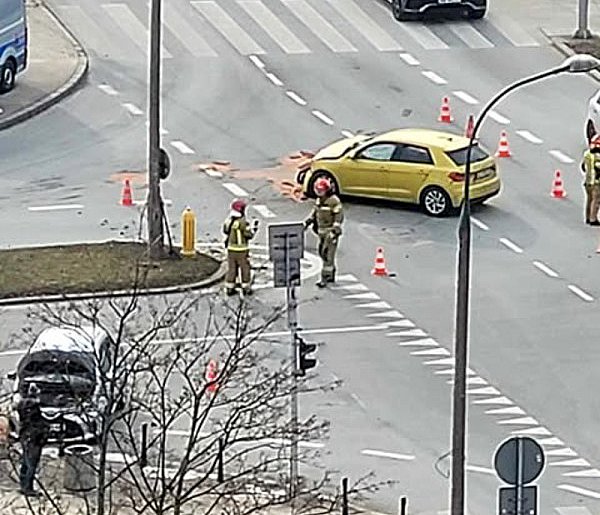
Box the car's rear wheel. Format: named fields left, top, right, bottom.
left=420, top=186, right=452, bottom=217
left=468, top=8, right=486, bottom=19
left=307, top=170, right=339, bottom=199
left=0, top=59, right=16, bottom=94
left=587, top=119, right=596, bottom=143
left=392, top=0, right=412, bottom=21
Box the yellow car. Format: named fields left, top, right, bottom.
left=296, top=128, right=501, bottom=217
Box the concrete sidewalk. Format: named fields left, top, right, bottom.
left=0, top=0, right=88, bottom=131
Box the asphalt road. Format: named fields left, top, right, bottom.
left=2, top=0, right=600, bottom=512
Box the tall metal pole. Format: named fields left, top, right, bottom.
left=449, top=64, right=569, bottom=515
left=574, top=0, right=591, bottom=39
left=148, top=0, right=164, bottom=258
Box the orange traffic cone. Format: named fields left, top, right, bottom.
left=371, top=247, right=389, bottom=276
left=120, top=179, right=134, bottom=206
left=438, top=97, right=453, bottom=123
left=465, top=114, right=474, bottom=139
left=551, top=170, right=567, bottom=198
left=496, top=130, right=511, bottom=158
left=205, top=359, right=219, bottom=394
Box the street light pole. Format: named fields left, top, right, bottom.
left=148, top=0, right=164, bottom=258
left=449, top=56, right=596, bottom=515
left=574, top=0, right=592, bottom=39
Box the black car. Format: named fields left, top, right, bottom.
left=392, top=0, right=487, bottom=21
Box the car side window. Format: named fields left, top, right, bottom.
left=356, top=143, right=396, bottom=161
left=393, top=145, right=434, bottom=165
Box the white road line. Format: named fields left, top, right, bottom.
left=312, top=110, right=335, bottom=126
left=396, top=334, right=435, bottom=345
left=203, top=168, right=223, bottom=178
left=550, top=458, right=590, bottom=467
left=345, top=292, right=380, bottom=300
left=533, top=260, right=559, bottom=278
left=28, top=204, right=84, bottom=212
left=546, top=448, right=578, bottom=457
left=485, top=406, right=525, bottom=415
left=356, top=301, right=391, bottom=309
left=421, top=70, right=447, bottom=85
left=170, top=141, right=195, bottom=154
left=498, top=416, right=539, bottom=426
left=467, top=386, right=500, bottom=396
left=266, top=72, right=283, bottom=86
left=511, top=426, right=552, bottom=436
left=361, top=449, right=415, bottom=461
left=452, top=90, right=479, bottom=105
left=471, top=217, right=489, bottom=231
left=252, top=204, right=276, bottom=218
left=563, top=468, right=600, bottom=478
left=499, top=237, right=523, bottom=254
left=410, top=347, right=450, bottom=357
left=396, top=22, right=448, bottom=50
left=249, top=55, right=265, bottom=69
left=539, top=437, right=564, bottom=446
left=222, top=183, right=249, bottom=197
left=549, top=150, right=575, bottom=164
left=488, top=110, right=510, bottom=124
left=0, top=349, right=26, bottom=357
left=337, top=273, right=358, bottom=282
left=332, top=283, right=369, bottom=291
left=286, top=91, right=307, bottom=106
left=350, top=392, right=367, bottom=410
left=341, top=130, right=354, bottom=138
left=568, top=284, right=594, bottom=302
left=449, top=22, right=494, bottom=49
left=557, top=484, right=600, bottom=499
left=385, top=319, right=416, bottom=328
left=367, top=310, right=404, bottom=318
left=473, top=396, right=513, bottom=405
left=98, top=84, right=118, bottom=96
left=399, top=52, right=420, bottom=66
left=466, top=464, right=495, bottom=475
left=122, top=102, right=143, bottom=116
left=516, top=130, right=543, bottom=144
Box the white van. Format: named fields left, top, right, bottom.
left=0, top=0, right=27, bottom=94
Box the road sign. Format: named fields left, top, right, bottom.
left=494, top=436, right=545, bottom=485
left=268, top=223, right=304, bottom=262
left=498, top=485, right=537, bottom=515
left=273, top=258, right=301, bottom=288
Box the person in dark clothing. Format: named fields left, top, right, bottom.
left=17, top=383, right=48, bottom=496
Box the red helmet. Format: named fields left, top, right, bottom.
left=231, top=198, right=247, bottom=214
left=591, top=135, right=600, bottom=149
left=314, top=177, right=332, bottom=195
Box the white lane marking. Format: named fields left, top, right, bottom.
left=564, top=469, right=600, bottom=478
left=546, top=448, right=578, bottom=457
left=341, top=129, right=355, bottom=138
left=485, top=406, right=525, bottom=415
left=337, top=273, right=358, bottom=282
left=312, top=110, right=335, bottom=125
left=498, top=416, right=539, bottom=426
left=28, top=204, right=84, bottom=212
left=122, top=102, right=143, bottom=116
left=511, top=426, right=552, bottom=436
left=164, top=3, right=217, bottom=57
left=332, top=283, right=370, bottom=291
left=424, top=357, right=455, bottom=366
left=539, top=437, right=564, bottom=446
left=286, top=91, right=307, bottom=106
left=549, top=150, right=575, bottom=164
left=170, top=141, right=195, bottom=154
left=533, top=260, right=559, bottom=278
left=449, top=22, right=494, bottom=48
left=361, top=449, right=415, bottom=461
left=466, top=464, right=495, bottom=475
left=447, top=376, right=487, bottom=386
left=488, top=110, right=510, bottom=124
left=98, top=84, right=118, bottom=96
left=488, top=11, right=541, bottom=47
left=516, top=130, right=543, bottom=144
left=222, top=183, right=249, bottom=197
left=467, top=386, right=500, bottom=396
left=473, top=396, right=513, bottom=405
left=557, top=484, right=600, bottom=499
left=266, top=72, right=283, bottom=86
left=0, top=349, right=26, bottom=357
left=350, top=392, right=367, bottom=410
left=397, top=335, right=436, bottom=345
left=249, top=55, right=265, bottom=68
left=471, top=217, right=489, bottom=231
left=411, top=347, right=450, bottom=357
left=252, top=204, right=276, bottom=218
left=396, top=22, right=448, bottom=50
left=550, top=458, right=591, bottom=467
left=345, top=292, right=380, bottom=300
left=367, top=310, right=404, bottom=318
left=568, top=284, right=594, bottom=302
left=385, top=319, right=416, bottom=328
left=434, top=368, right=457, bottom=375
left=452, top=90, right=479, bottom=105
left=399, top=52, right=420, bottom=66
left=356, top=301, right=391, bottom=309
left=421, top=70, right=447, bottom=85
left=499, top=237, right=523, bottom=254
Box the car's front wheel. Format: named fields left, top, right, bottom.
left=392, top=0, right=412, bottom=21
left=468, top=8, right=486, bottom=19
left=587, top=119, right=596, bottom=143
left=0, top=59, right=16, bottom=94
left=420, top=186, right=452, bottom=217
left=306, top=170, right=339, bottom=199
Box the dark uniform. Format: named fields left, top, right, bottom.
left=305, top=193, right=344, bottom=286
left=582, top=148, right=600, bottom=225
left=17, top=387, right=47, bottom=496
left=223, top=215, right=256, bottom=294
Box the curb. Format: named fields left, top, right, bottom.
left=540, top=27, right=600, bottom=84
left=0, top=0, right=89, bottom=132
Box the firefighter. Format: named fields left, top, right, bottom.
left=223, top=199, right=259, bottom=295
left=582, top=135, right=600, bottom=226
left=304, top=177, right=344, bottom=288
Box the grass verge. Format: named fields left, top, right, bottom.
left=0, top=241, right=221, bottom=299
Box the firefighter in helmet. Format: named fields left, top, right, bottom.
left=223, top=199, right=259, bottom=295
left=304, top=177, right=344, bottom=288
left=582, top=135, right=600, bottom=226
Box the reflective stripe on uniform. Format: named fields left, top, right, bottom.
left=228, top=220, right=249, bottom=251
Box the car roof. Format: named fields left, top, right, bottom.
left=30, top=326, right=109, bottom=354
left=375, top=129, right=470, bottom=151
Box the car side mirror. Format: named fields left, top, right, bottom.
left=6, top=372, right=16, bottom=381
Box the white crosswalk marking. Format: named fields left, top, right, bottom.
left=395, top=22, right=449, bottom=50
left=191, top=1, right=265, bottom=55
left=164, top=3, right=217, bottom=57
left=555, top=507, right=594, bottom=515
left=449, top=22, right=494, bottom=49
left=489, top=12, right=541, bottom=47
left=281, top=0, right=357, bottom=52
left=326, top=0, right=402, bottom=51
left=103, top=3, right=173, bottom=58
left=238, top=1, right=309, bottom=54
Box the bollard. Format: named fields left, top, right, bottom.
left=63, top=444, right=96, bottom=492
left=398, top=496, right=408, bottom=515
left=341, top=477, right=348, bottom=515
left=181, top=206, right=197, bottom=257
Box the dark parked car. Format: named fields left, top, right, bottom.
left=392, top=0, right=487, bottom=21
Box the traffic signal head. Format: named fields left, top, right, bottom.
left=297, top=336, right=317, bottom=375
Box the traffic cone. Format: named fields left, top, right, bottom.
left=496, top=130, right=511, bottom=158
left=205, top=359, right=219, bottom=394
left=551, top=170, right=567, bottom=198
left=465, top=114, right=474, bottom=139
left=438, top=97, right=453, bottom=123
left=371, top=247, right=389, bottom=277
left=120, top=179, right=134, bottom=207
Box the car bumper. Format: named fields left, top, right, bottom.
left=448, top=177, right=501, bottom=207
left=404, top=0, right=486, bottom=14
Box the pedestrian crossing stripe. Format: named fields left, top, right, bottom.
left=56, top=0, right=543, bottom=62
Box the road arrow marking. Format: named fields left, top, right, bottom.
left=550, top=458, right=590, bottom=467
left=498, top=416, right=539, bottom=426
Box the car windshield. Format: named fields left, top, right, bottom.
left=445, top=144, right=489, bottom=166
left=19, top=351, right=95, bottom=379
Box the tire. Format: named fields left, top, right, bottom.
left=0, top=59, right=16, bottom=94
left=307, top=170, right=339, bottom=199
left=587, top=119, right=596, bottom=143
left=392, top=0, right=412, bottom=21
left=468, top=9, right=486, bottom=19
left=420, top=186, right=452, bottom=217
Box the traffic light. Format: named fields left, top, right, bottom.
left=296, top=336, right=317, bottom=375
